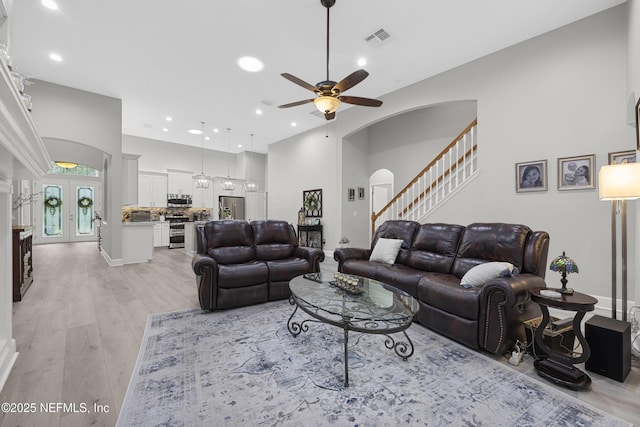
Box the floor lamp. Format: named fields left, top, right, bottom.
left=598, top=162, right=640, bottom=321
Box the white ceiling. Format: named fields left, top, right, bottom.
left=9, top=0, right=625, bottom=154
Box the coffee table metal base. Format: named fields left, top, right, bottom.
left=287, top=295, right=414, bottom=387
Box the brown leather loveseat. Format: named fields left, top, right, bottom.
left=192, top=219, right=325, bottom=311
left=334, top=221, right=549, bottom=355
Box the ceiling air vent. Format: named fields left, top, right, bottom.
left=365, top=28, right=391, bottom=46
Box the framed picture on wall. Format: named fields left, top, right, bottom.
left=608, top=150, right=636, bottom=165
left=358, top=187, right=365, bottom=200
left=557, top=154, right=595, bottom=190
left=515, top=160, right=547, bottom=193
left=303, top=189, right=322, bottom=217
left=348, top=188, right=355, bottom=201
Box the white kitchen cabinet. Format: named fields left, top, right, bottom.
left=192, top=185, right=214, bottom=208
left=138, top=172, right=167, bottom=207
left=167, top=170, right=193, bottom=195
left=153, top=223, right=162, bottom=247
left=153, top=222, right=170, bottom=247
left=161, top=222, right=170, bottom=246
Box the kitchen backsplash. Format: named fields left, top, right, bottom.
left=122, top=207, right=212, bottom=222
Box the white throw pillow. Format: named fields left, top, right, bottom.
left=460, top=262, right=517, bottom=288
left=369, top=238, right=404, bottom=264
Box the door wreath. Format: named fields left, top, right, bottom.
left=78, top=196, right=93, bottom=215
left=44, top=196, right=62, bottom=215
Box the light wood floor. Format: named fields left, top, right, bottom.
left=0, top=242, right=638, bottom=426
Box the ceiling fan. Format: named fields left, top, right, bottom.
left=278, top=0, right=383, bottom=120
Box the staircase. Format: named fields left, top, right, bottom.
left=371, top=118, right=478, bottom=235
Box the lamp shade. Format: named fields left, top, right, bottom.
left=549, top=251, right=579, bottom=275
left=598, top=163, right=640, bottom=200
left=314, top=96, right=341, bottom=114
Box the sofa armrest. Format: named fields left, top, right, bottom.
left=192, top=254, right=219, bottom=311
left=294, top=246, right=325, bottom=272
left=478, top=274, right=547, bottom=354
left=333, top=247, right=371, bottom=270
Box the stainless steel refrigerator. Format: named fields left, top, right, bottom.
left=219, top=196, right=245, bottom=220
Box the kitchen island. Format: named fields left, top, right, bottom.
left=122, top=222, right=154, bottom=264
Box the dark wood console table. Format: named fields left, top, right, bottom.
left=12, top=225, right=34, bottom=301
left=529, top=287, right=597, bottom=391
left=297, top=224, right=323, bottom=250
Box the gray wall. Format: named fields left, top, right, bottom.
left=27, top=80, right=124, bottom=260
left=122, top=134, right=266, bottom=189
left=268, top=5, right=637, bottom=309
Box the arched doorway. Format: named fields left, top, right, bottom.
left=369, top=168, right=394, bottom=240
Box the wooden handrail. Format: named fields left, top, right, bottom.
left=399, top=144, right=477, bottom=218
left=371, top=118, right=477, bottom=227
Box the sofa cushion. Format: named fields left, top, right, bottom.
left=460, top=262, right=517, bottom=288
left=371, top=220, right=420, bottom=250
left=369, top=238, right=403, bottom=264
left=217, top=261, right=269, bottom=288
left=417, top=273, right=480, bottom=320
left=341, top=259, right=385, bottom=280
left=204, top=220, right=255, bottom=264
left=405, top=223, right=465, bottom=273
left=373, top=264, right=424, bottom=297
left=252, top=220, right=296, bottom=260
left=265, top=258, right=312, bottom=282
left=452, top=223, right=531, bottom=278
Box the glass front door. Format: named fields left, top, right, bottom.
left=36, top=180, right=101, bottom=244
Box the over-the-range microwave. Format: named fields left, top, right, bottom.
left=167, top=194, right=192, bottom=208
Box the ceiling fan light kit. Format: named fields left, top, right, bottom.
left=278, top=0, right=382, bottom=121
left=314, top=96, right=341, bottom=114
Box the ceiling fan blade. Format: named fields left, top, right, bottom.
left=278, top=99, right=315, bottom=109
left=281, top=73, right=318, bottom=92
left=324, top=111, right=336, bottom=121
left=333, top=69, right=369, bottom=94
left=338, top=95, right=383, bottom=107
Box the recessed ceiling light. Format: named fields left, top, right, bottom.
left=237, top=56, right=264, bottom=72
left=237, top=144, right=243, bottom=148
left=188, top=129, right=202, bottom=135
left=256, top=109, right=263, bottom=115
left=165, top=116, right=173, bottom=121
left=49, top=53, right=63, bottom=62
left=41, top=0, right=58, bottom=10
left=213, top=128, right=219, bottom=133
left=162, top=128, right=169, bottom=132
left=205, top=136, right=210, bottom=140
left=357, top=57, right=367, bottom=67
left=291, top=122, right=297, bottom=127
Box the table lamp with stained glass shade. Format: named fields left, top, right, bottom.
left=549, top=251, right=579, bottom=295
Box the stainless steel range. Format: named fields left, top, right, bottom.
left=167, top=216, right=190, bottom=249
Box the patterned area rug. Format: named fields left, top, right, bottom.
left=118, top=301, right=630, bottom=426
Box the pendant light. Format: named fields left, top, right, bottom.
left=244, top=133, right=260, bottom=192
left=193, top=121, right=211, bottom=189
left=221, top=128, right=236, bottom=191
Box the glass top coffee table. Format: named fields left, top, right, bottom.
left=288, top=272, right=419, bottom=387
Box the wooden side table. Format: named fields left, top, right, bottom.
left=529, top=287, right=597, bottom=391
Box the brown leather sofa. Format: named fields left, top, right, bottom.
left=192, top=220, right=325, bottom=311
left=333, top=221, right=549, bottom=355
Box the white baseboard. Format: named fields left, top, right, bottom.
left=0, top=338, right=18, bottom=393
left=101, top=249, right=123, bottom=267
